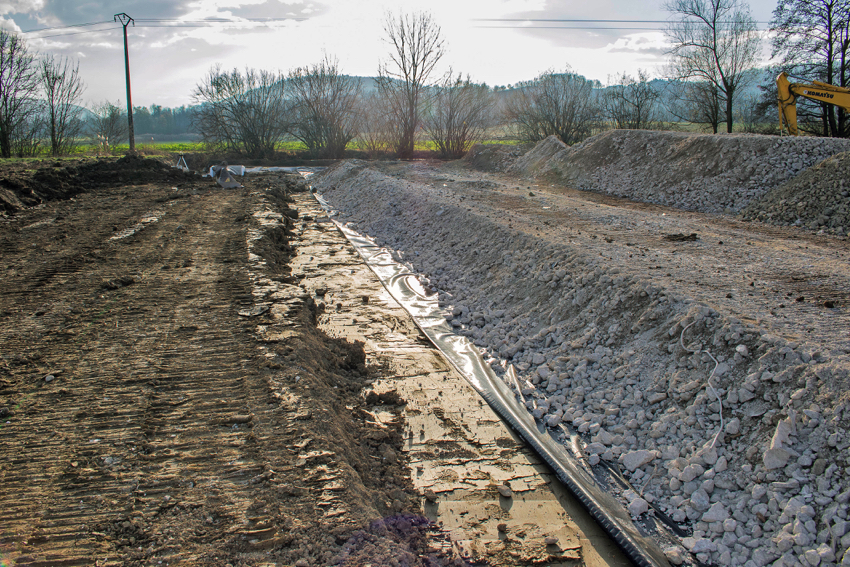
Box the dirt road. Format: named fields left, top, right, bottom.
left=0, top=159, right=628, bottom=566
left=0, top=165, right=417, bottom=566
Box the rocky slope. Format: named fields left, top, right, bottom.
left=499, top=131, right=850, bottom=232
left=313, top=148, right=850, bottom=567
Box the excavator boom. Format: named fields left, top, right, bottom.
left=777, top=72, right=850, bottom=135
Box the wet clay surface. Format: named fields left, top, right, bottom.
left=286, top=193, right=628, bottom=567
left=0, top=161, right=626, bottom=566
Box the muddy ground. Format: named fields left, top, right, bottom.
left=6, top=135, right=848, bottom=567
left=0, top=158, right=623, bottom=567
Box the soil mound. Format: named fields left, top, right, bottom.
left=0, top=155, right=198, bottom=214
left=741, top=151, right=850, bottom=235
left=509, top=135, right=566, bottom=174
left=462, top=143, right=527, bottom=173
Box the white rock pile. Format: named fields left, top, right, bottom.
left=741, top=151, right=850, bottom=236
left=313, top=159, right=850, bottom=567
left=503, top=130, right=850, bottom=216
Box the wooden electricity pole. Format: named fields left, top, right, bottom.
left=115, top=13, right=135, bottom=153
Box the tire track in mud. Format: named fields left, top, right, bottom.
left=0, top=182, right=290, bottom=565
left=0, top=172, right=474, bottom=567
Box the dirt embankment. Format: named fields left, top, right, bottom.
left=0, top=155, right=196, bottom=214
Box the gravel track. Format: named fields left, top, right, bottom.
left=313, top=141, right=850, bottom=567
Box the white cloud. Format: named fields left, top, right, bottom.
left=605, top=32, right=669, bottom=54
left=0, top=0, right=778, bottom=107
left=0, top=0, right=44, bottom=16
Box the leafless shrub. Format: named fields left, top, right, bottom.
left=11, top=111, right=44, bottom=157
left=377, top=11, right=445, bottom=158
left=192, top=66, right=288, bottom=158
left=88, top=100, right=128, bottom=150
left=39, top=54, right=85, bottom=156
left=601, top=70, right=661, bottom=130
left=424, top=73, right=494, bottom=158
left=736, top=92, right=780, bottom=134
left=505, top=69, right=598, bottom=144
left=286, top=56, right=361, bottom=158
left=356, top=92, right=394, bottom=158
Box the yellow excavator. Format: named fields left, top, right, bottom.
left=777, top=71, right=850, bottom=135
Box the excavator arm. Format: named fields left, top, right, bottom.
left=777, top=71, right=850, bottom=135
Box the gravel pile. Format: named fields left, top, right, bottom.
left=741, top=152, right=850, bottom=236
left=314, top=160, right=850, bottom=567
left=498, top=130, right=850, bottom=217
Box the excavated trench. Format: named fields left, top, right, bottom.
left=312, top=140, right=850, bottom=567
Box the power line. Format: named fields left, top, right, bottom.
left=23, top=28, right=115, bottom=39
left=20, top=20, right=112, bottom=33
left=476, top=26, right=672, bottom=30
left=133, top=17, right=309, bottom=23
left=17, top=16, right=308, bottom=36
left=15, top=15, right=776, bottom=39
left=473, top=17, right=774, bottom=30
left=473, top=18, right=773, bottom=23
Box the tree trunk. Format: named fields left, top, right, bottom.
left=51, top=112, right=59, bottom=156
left=822, top=105, right=831, bottom=137
left=725, top=89, right=734, bottom=133
left=0, top=126, right=10, bottom=158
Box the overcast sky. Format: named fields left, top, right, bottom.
left=2, top=0, right=779, bottom=109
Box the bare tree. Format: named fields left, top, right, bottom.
left=424, top=72, right=494, bottom=158
left=665, top=0, right=761, bottom=133
left=192, top=66, right=288, bottom=158
left=377, top=11, right=445, bottom=158
left=771, top=0, right=850, bottom=137
left=665, top=79, right=724, bottom=132
left=88, top=100, right=128, bottom=152
left=601, top=70, right=661, bottom=130
left=286, top=56, right=361, bottom=158
left=505, top=69, right=598, bottom=144
left=0, top=30, right=38, bottom=158
left=40, top=54, right=85, bottom=156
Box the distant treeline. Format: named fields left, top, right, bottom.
left=132, top=105, right=195, bottom=137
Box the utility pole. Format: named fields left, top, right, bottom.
left=115, top=13, right=135, bottom=153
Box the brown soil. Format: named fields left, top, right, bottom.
left=0, top=155, right=629, bottom=567
left=0, top=162, right=464, bottom=566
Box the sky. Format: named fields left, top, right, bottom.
left=0, top=0, right=780, bottom=109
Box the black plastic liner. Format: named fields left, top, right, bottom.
left=315, top=194, right=677, bottom=567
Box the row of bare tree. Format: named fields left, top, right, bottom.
left=186, top=3, right=765, bottom=159
left=0, top=30, right=87, bottom=157
left=189, top=12, right=666, bottom=160
left=0, top=1, right=845, bottom=159
left=191, top=13, right=497, bottom=159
